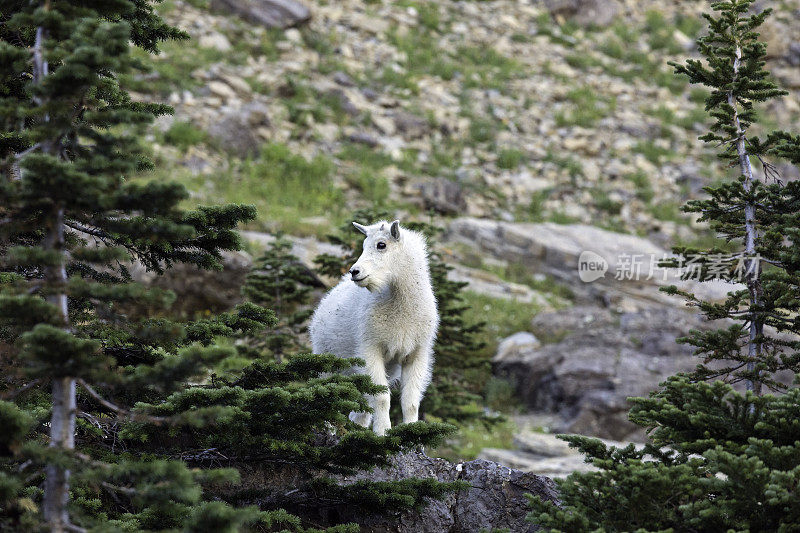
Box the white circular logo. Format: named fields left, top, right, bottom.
left=578, top=250, right=608, bottom=282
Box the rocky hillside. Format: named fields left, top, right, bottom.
left=130, top=0, right=800, bottom=477
left=136, top=0, right=800, bottom=243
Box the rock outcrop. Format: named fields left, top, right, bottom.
left=342, top=453, right=557, bottom=532
left=493, top=305, right=711, bottom=441
left=243, top=450, right=559, bottom=532
left=207, top=101, right=272, bottom=156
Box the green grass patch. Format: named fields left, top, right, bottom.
left=647, top=104, right=676, bottom=123
left=653, top=68, right=688, bottom=94
left=644, top=10, right=683, bottom=53
left=534, top=12, right=579, bottom=47
left=143, top=143, right=344, bottom=235
left=378, top=65, right=419, bottom=93
left=239, top=144, right=341, bottom=226
left=344, top=170, right=391, bottom=205
left=338, top=143, right=394, bottom=170
left=689, top=87, right=709, bottom=104
left=594, top=190, right=623, bottom=215
left=565, top=52, right=604, bottom=70
left=519, top=188, right=552, bottom=222
left=633, top=139, right=672, bottom=165
left=625, top=170, right=655, bottom=202
left=497, top=148, right=526, bottom=169
left=548, top=211, right=581, bottom=224
left=432, top=417, right=516, bottom=461
left=597, top=33, right=686, bottom=94
left=555, top=86, right=615, bottom=128
left=280, top=77, right=352, bottom=126
left=543, top=151, right=584, bottom=181
left=458, top=44, right=521, bottom=91
left=675, top=13, right=704, bottom=40
left=611, top=20, right=639, bottom=44
left=647, top=200, right=685, bottom=223
left=468, top=116, right=498, bottom=144
left=675, top=104, right=709, bottom=130
left=598, top=37, right=627, bottom=60
left=162, top=120, right=208, bottom=149
left=461, top=291, right=544, bottom=359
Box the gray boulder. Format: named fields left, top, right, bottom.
left=493, top=305, right=711, bottom=441
left=419, top=178, right=466, bottom=215
left=393, top=111, right=429, bottom=140
left=496, top=332, right=542, bottom=362
left=210, top=0, right=311, bottom=28
left=236, top=449, right=558, bottom=532
left=207, top=101, right=271, bottom=157
left=444, top=217, right=736, bottom=308
left=544, top=0, right=621, bottom=28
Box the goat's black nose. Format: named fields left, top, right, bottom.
left=350, top=267, right=360, bottom=278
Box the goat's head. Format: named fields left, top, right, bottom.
left=349, top=220, right=402, bottom=292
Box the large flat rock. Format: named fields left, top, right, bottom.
left=445, top=218, right=737, bottom=309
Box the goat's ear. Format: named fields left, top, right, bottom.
left=353, top=222, right=368, bottom=235
left=390, top=220, right=401, bottom=240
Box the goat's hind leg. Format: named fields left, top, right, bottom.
left=400, top=348, right=431, bottom=424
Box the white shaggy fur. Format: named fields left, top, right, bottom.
left=309, top=220, right=438, bottom=435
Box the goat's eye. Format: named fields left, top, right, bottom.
left=376, top=242, right=386, bottom=250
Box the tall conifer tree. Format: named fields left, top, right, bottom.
left=0, top=1, right=277, bottom=529
left=1, top=3, right=459, bottom=529
left=529, top=1, right=800, bottom=530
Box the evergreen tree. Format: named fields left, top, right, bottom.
left=0, top=1, right=279, bottom=529
left=314, top=209, right=491, bottom=425
left=241, top=236, right=323, bottom=361
left=0, top=3, right=460, bottom=530
left=529, top=1, right=800, bottom=530
left=125, top=350, right=461, bottom=530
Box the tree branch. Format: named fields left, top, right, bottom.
left=77, top=379, right=169, bottom=424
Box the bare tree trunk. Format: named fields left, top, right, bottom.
left=34, top=13, right=78, bottom=531
left=729, top=44, right=763, bottom=396
left=42, top=206, right=75, bottom=533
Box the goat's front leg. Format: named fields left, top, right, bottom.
left=363, top=347, right=391, bottom=435
left=400, top=346, right=432, bottom=424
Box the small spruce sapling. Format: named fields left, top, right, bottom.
left=241, top=236, right=324, bottom=361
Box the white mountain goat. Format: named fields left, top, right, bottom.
left=309, top=220, right=438, bottom=435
